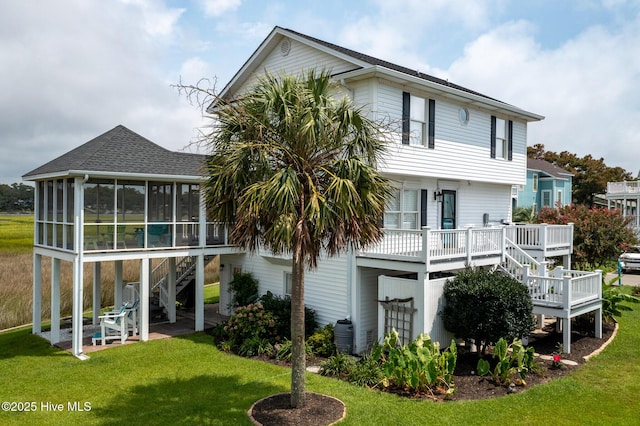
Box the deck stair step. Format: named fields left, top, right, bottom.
left=150, top=255, right=216, bottom=314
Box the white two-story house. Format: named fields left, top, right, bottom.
left=214, top=27, right=602, bottom=353
left=24, top=27, right=602, bottom=358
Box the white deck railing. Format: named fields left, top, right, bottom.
left=523, top=266, right=602, bottom=309
left=607, top=181, right=640, bottom=195
left=504, top=223, right=573, bottom=252
left=361, top=224, right=573, bottom=267
left=360, top=226, right=505, bottom=267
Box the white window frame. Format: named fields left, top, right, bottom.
left=532, top=175, right=539, bottom=192
left=495, top=118, right=507, bottom=159
left=542, top=190, right=552, bottom=207
left=284, top=271, right=292, bottom=296
left=384, top=187, right=419, bottom=229
left=409, top=95, right=426, bottom=146
left=556, top=190, right=563, bottom=207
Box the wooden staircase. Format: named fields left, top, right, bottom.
left=499, top=237, right=602, bottom=353
left=150, top=255, right=217, bottom=317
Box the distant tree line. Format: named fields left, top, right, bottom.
left=0, top=183, right=34, bottom=212
left=528, top=144, right=635, bottom=207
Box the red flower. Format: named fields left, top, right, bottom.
left=553, top=354, right=561, bottom=362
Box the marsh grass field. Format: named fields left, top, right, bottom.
left=0, top=215, right=219, bottom=330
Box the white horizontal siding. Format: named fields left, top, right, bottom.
left=220, top=252, right=350, bottom=329
left=236, top=38, right=360, bottom=96
left=373, top=82, right=527, bottom=185
left=456, top=181, right=513, bottom=227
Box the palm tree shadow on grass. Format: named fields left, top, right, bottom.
left=0, top=328, right=69, bottom=360
left=92, top=374, right=285, bottom=424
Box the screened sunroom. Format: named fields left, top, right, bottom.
left=23, top=125, right=236, bottom=359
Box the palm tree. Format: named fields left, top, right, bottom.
left=204, top=69, right=391, bottom=408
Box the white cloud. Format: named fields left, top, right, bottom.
left=446, top=15, right=640, bottom=173
left=200, top=0, right=242, bottom=17
left=0, top=0, right=200, bottom=183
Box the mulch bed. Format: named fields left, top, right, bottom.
left=246, top=320, right=616, bottom=424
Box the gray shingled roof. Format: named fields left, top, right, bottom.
left=282, top=26, right=503, bottom=104
left=23, top=125, right=206, bottom=180
left=527, top=158, right=574, bottom=179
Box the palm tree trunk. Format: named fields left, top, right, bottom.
left=290, top=251, right=306, bottom=408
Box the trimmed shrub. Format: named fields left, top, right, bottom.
left=441, top=267, right=535, bottom=354
left=259, top=291, right=317, bottom=340
left=217, top=303, right=276, bottom=349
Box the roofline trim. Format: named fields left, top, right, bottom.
left=23, top=170, right=205, bottom=182
left=338, top=66, right=544, bottom=122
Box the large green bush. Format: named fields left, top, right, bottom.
left=214, top=303, right=276, bottom=350
left=538, top=204, right=638, bottom=269
left=228, top=272, right=259, bottom=308
left=441, top=267, right=535, bottom=354
left=259, top=291, right=317, bottom=340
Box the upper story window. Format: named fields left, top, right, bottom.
left=490, top=116, right=513, bottom=160
left=402, top=92, right=435, bottom=148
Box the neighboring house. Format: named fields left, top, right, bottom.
left=515, top=158, right=573, bottom=214
left=605, top=180, right=640, bottom=239
left=24, top=26, right=602, bottom=358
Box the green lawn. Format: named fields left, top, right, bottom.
left=204, top=283, right=220, bottom=304
left=1, top=294, right=639, bottom=425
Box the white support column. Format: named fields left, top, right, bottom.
left=139, top=258, right=150, bottom=341
left=92, top=262, right=101, bottom=325
left=50, top=258, right=61, bottom=344
left=417, top=271, right=427, bottom=343
left=32, top=254, right=42, bottom=334
left=72, top=175, right=87, bottom=359
left=114, top=260, right=123, bottom=308
left=71, top=257, right=84, bottom=358
left=195, top=254, right=205, bottom=331
left=563, top=317, right=571, bottom=354
left=199, top=187, right=207, bottom=247
left=167, top=257, right=177, bottom=323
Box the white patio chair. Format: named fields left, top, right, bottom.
left=94, top=300, right=139, bottom=346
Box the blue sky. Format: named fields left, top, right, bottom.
left=2, top=0, right=640, bottom=184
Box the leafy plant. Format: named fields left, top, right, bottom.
left=237, top=335, right=275, bottom=357
left=441, top=267, right=535, bottom=354
left=306, top=323, right=336, bottom=357
left=372, top=330, right=457, bottom=395
left=476, top=338, right=536, bottom=385
left=602, top=275, right=640, bottom=322
left=228, top=272, right=259, bottom=309
left=319, top=352, right=356, bottom=378
left=512, top=206, right=537, bottom=223
left=275, top=339, right=313, bottom=362
left=347, top=352, right=384, bottom=388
